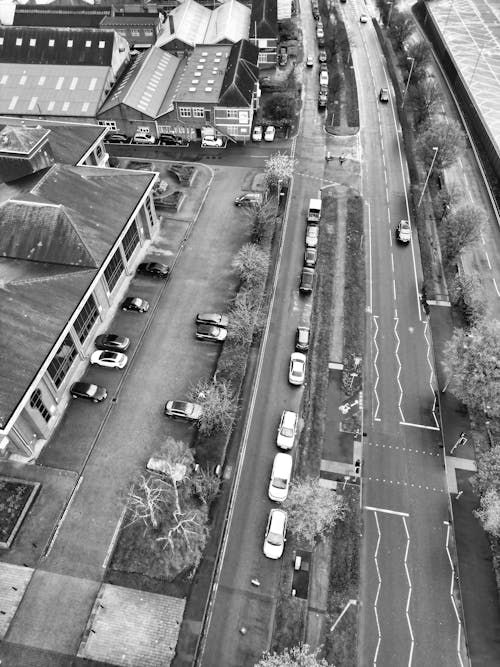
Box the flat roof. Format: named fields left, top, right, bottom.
left=175, top=45, right=232, bottom=104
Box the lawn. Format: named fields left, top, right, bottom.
left=0, top=477, right=40, bottom=547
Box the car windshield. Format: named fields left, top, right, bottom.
left=268, top=531, right=284, bottom=546
left=281, top=427, right=294, bottom=437
left=273, top=478, right=287, bottom=489
left=101, top=353, right=116, bottom=361
left=292, top=363, right=302, bottom=376
left=86, top=384, right=98, bottom=397
left=107, top=335, right=120, bottom=343
left=171, top=401, right=188, bottom=411
left=131, top=299, right=141, bottom=306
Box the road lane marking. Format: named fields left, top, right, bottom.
left=444, top=522, right=467, bottom=667
left=394, top=317, right=405, bottom=422
left=367, top=202, right=373, bottom=313
left=403, top=515, right=415, bottom=664
left=368, top=442, right=442, bottom=456
left=400, top=420, right=440, bottom=431
left=365, top=506, right=409, bottom=516
left=372, top=315, right=381, bottom=422
left=373, top=511, right=382, bottom=664
left=366, top=478, right=446, bottom=493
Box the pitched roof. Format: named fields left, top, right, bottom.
left=0, top=163, right=156, bottom=426
left=174, top=44, right=231, bottom=104
left=205, top=0, right=251, bottom=44
left=98, top=47, right=181, bottom=118
left=14, top=9, right=106, bottom=28
left=156, top=0, right=211, bottom=50
left=249, top=0, right=277, bottom=39
left=0, top=26, right=117, bottom=67
left=219, top=39, right=258, bottom=106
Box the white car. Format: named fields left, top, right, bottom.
left=306, top=55, right=314, bottom=67
left=252, top=125, right=263, bottom=141
left=201, top=136, right=223, bottom=148
left=305, top=224, right=319, bottom=248
left=360, top=14, right=369, bottom=23
left=289, top=352, right=306, bottom=386
left=277, top=410, right=298, bottom=449
left=133, top=132, right=156, bottom=144
left=268, top=453, right=293, bottom=502
left=90, top=350, right=128, bottom=369
left=263, top=508, right=288, bottom=559
left=264, top=125, right=276, bottom=142
left=396, top=219, right=412, bottom=243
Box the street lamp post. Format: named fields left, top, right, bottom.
left=401, top=57, right=415, bottom=108
left=386, top=1, right=393, bottom=26
left=417, top=146, right=439, bottom=208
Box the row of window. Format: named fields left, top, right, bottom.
left=178, top=107, right=243, bottom=120
left=0, top=36, right=107, bottom=49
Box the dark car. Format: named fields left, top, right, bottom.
left=70, top=381, right=107, bottom=403
left=106, top=132, right=129, bottom=143
left=164, top=400, right=203, bottom=421
left=379, top=88, right=389, bottom=103
left=304, top=247, right=318, bottom=268
left=195, top=323, right=227, bottom=342
left=318, top=50, right=327, bottom=63
left=121, top=297, right=149, bottom=312
left=296, top=326, right=310, bottom=352
left=159, top=133, right=188, bottom=146
left=319, top=61, right=328, bottom=72
left=137, top=262, right=170, bottom=278
left=95, top=333, right=130, bottom=352
left=300, top=267, right=315, bottom=294
left=196, top=313, right=229, bottom=328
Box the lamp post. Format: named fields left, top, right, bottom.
left=417, top=146, right=439, bottom=208
left=401, top=57, right=415, bottom=108
left=386, top=1, right=393, bottom=26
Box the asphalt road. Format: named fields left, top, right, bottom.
left=199, top=8, right=334, bottom=667
left=349, top=5, right=461, bottom=666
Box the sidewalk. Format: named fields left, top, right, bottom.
left=431, top=303, right=500, bottom=666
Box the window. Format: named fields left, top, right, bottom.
left=89, top=78, right=97, bottom=91
left=145, top=29, right=153, bottom=36
left=98, top=120, right=117, bottom=130
left=8, top=96, right=18, bottom=111
left=38, top=76, right=46, bottom=86
left=0, top=75, right=7, bottom=85
left=179, top=107, right=191, bottom=118
left=67, top=40, right=73, bottom=47
left=48, top=334, right=77, bottom=388
left=226, top=109, right=238, bottom=118
left=30, top=389, right=51, bottom=423
left=74, top=294, right=99, bottom=344
left=82, top=102, right=89, bottom=113
left=103, top=249, right=124, bottom=293
left=48, top=39, right=55, bottom=47
left=47, top=101, right=55, bottom=111
left=28, top=97, right=38, bottom=111
left=62, top=101, right=69, bottom=112
left=131, top=29, right=140, bottom=36
left=29, top=38, right=36, bottom=47
left=85, top=40, right=92, bottom=47
left=70, top=77, right=78, bottom=90
left=19, top=75, right=27, bottom=86
left=56, top=77, right=64, bottom=90
left=225, top=125, right=240, bottom=135
left=0, top=38, right=3, bottom=46
left=99, top=41, right=105, bottom=48
left=122, top=221, right=140, bottom=260
left=144, top=198, right=154, bottom=225
left=95, top=144, right=103, bottom=160
left=16, top=38, right=22, bottom=46
left=192, top=107, right=204, bottom=118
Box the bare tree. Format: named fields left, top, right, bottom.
left=229, top=289, right=266, bottom=346
left=264, top=152, right=296, bottom=191
left=443, top=319, right=500, bottom=417
left=283, top=477, right=346, bottom=544
left=440, top=204, right=485, bottom=261
left=471, top=445, right=500, bottom=496
left=475, top=488, right=500, bottom=537
left=188, top=378, right=238, bottom=437
left=417, top=118, right=465, bottom=169
left=409, top=78, right=442, bottom=127
left=232, top=243, right=269, bottom=287
left=388, top=11, right=414, bottom=51
left=449, top=272, right=488, bottom=327
left=127, top=473, right=171, bottom=531
left=248, top=201, right=276, bottom=244
left=405, top=40, right=432, bottom=72
left=256, top=645, right=331, bottom=667
left=192, top=466, right=221, bottom=505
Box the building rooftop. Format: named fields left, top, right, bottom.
left=174, top=44, right=231, bottom=104
left=219, top=39, right=258, bottom=106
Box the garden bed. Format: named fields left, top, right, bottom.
left=154, top=190, right=185, bottom=211
left=168, top=164, right=197, bottom=186
left=0, top=477, right=40, bottom=548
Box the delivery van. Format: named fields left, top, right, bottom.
left=307, top=198, right=322, bottom=223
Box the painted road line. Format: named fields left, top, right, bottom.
left=400, top=421, right=440, bottom=431
left=365, top=506, right=410, bottom=516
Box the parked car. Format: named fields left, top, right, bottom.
left=289, top=352, right=306, bottom=385
left=305, top=224, right=319, bottom=248
left=295, top=326, right=310, bottom=352
left=316, top=27, right=324, bottom=39
left=137, top=262, right=170, bottom=278
left=106, top=132, right=129, bottom=143
left=360, top=13, right=369, bottom=22
left=95, top=334, right=130, bottom=352
left=268, top=453, right=293, bottom=502
left=90, top=350, right=127, bottom=369
left=133, top=132, right=156, bottom=144
left=319, top=61, right=328, bottom=72
left=201, top=136, right=224, bottom=148
left=300, top=267, right=315, bottom=294
left=234, top=192, right=264, bottom=208
left=264, top=125, right=276, bottom=142
left=318, top=50, right=327, bottom=63
left=164, top=400, right=203, bottom=421
left=396, top=219, right=412, bottom=243
left=379, top=88, right=389, bottom=103
left=306, top=55, right=314, bottom=67
left=304, top=247, right=317, bottom=267
left=121, top=297, right=150, bottom=312
left=195, top=323, right=227, bottom=342
left=278, top=52, right=288, bottom=67
left=277, top=409, right=298, bottom=449
left=319, top=70, right=329, bottom=87
left=70, top=381, right=107, bottom=403
left=196, top=313, right=229, bottom=327
left=252, top=125, right=263, bottom=142
left=159, top=133, right=187, bottom=146
left=263, top=508, right=288, bottom=559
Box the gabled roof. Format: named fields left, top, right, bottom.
left=205, top=0, right=251, bottom=44
left=14, top=8, right=106, bottom=28
left=0, top=26, right=117, bottom=67
left=0, top=163, right=156, bottom=425
left=249, top=0, right=277, bottom=39
left=98, top=48, right=181, bottom=118
left=219, top=39, right=258, bottom=106
left=156, top=0, right=211, bottom=50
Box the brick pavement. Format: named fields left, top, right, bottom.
left=0, top=563, right=33, bottom=639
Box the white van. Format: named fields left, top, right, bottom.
left=277, top=410, right=298, bottom=449
left=268, top=453, right=293, bottom=502
left=307, top=198, right=322, bottom=223
left=319, top=71, right=329, bottom=87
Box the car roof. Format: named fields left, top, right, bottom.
left=269, top=508, right=287, bottom=529
left=170, top=400, right=189, bottom=410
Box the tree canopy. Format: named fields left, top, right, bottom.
left=256, top=644, right=332, bottom=667
left=475, top=488, right=500, bottom=538
left=265, top=152, right=296, bottom=191
left=417, top=118, right=465, bottom=169
left=188, top=378, right=238, bottom=436
left=232, top=243, right=269, bottom=288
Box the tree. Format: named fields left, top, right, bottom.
left=188, top=378, right=238, bottom=436
left=417, top=118, right=465, bottom=169
left=265, top=152, right=296, bottom=191
left=192, top=466, right=221, bottom=505
left=279, top=19, right=297, bottom=41
left=440, top=204, right=485, bottom=261
left=388, top=11, right=413, bottom=51
left=229, top=291, right=266, bottom=346
left=232, top=243, right=269, bottom=287
left=471, top=445, right=500, bottom=497
left=248, top=201, right=276, bottom=244
left=409, top=78, right=442, bottom=127
left=443, top=319, right=500, bottom=417
left=449, top=272, right=488, bottom=327
left=264, top=93, right=296, bottom=122
left=405, top=40, right=432, bottom=71
left=283, top=477, right=346, bottom=544
left=475, top=487, right=500, bottom=537
left=256, top=644, right=331, bottom=667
